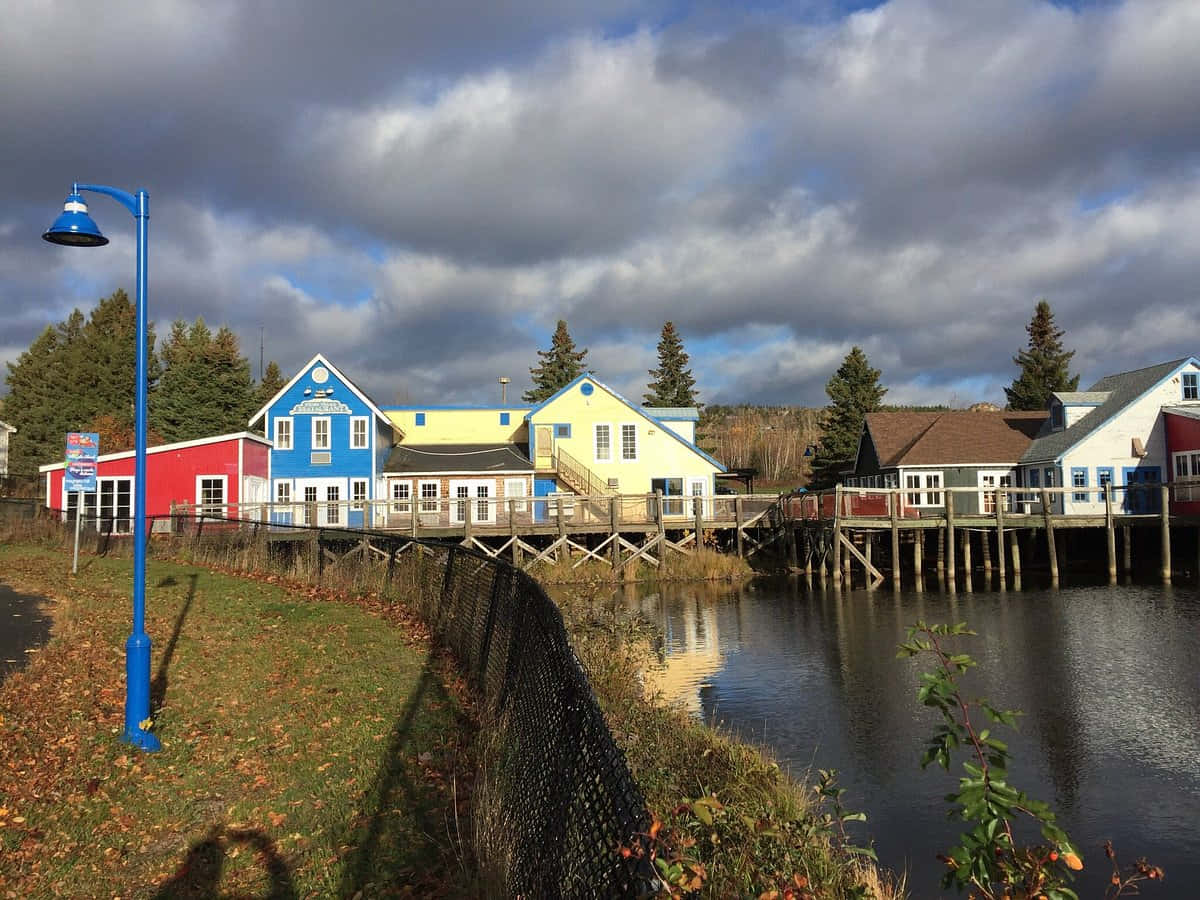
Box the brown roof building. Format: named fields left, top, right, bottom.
left=849, top=410, right=1048, bottom=515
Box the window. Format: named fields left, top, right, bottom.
left=274, top=417, right=293, bottom=450
left=594, top=424, right=612, bottom=462
left=1175, top=455, right=1188, bottom=478
left=391, top=481, right=411, bottom=514
left=350, top=417, right=369, bottom=449
left=326, top=485, right=340, bottom=524
left=1029, top=468, right=1040, bottom=489
left=1044, top=468, right=1055, bottom=487
left=1170, top=452, right=1200, bottom=478
left=1071, top=467, right=1088, bottom=502
left=419, top=481, right=439, bottom=515
left=312, top=417, right=330, bottom=450
left=979, top=471, right=1013, bottom=513
left=621, top=424, right=638, bottom=461
left=1097, top=467, right=1113, bottom=501
left=276, top=482, right=290, bottom=504
left=415, top=412, right=426, bottom=426
left=1051, top=404, right=1064, bottom=429
left=504, top=478, right=529, bottom=514
left=197, top=475, right=226, bottom=519
left=554, top=423, right=571, bottom=438
left=904, top=472, right=943, bottom=506
left=1184, top=372, right=1198, bottom=400
left=500, top=412, right=510, bottom=426
left=351, top=478, right=368, bottom=509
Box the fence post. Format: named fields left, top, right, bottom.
left=694, top=496, right=704, bottom=553
left=734, top=496, right=744, bottom=558
left=995, top=488, right=1006, bottom=586
left=1041, top=487, right=1058, bottom=583
left=890, top=490, right=900, bottom=589
left=1161, top=483, right=1171, bottom=584
left=831, top=486, right=842, bottom=585
left=1105, top=483, right=1116, bottom=584
left=610, top=496, right=620, bottom=572
left=464, top=494, right=473, bottom=545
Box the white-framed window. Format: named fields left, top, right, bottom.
left=904, top=471, right=943, bottom=507
left=1071, top=467, right=1088, bottom=502
left=312, top=416, right=331, bottom=450
left=979, top=470, right=1014, bottom=514
left=273, top=417, right=293, bottom=450
left=594, top=424, right=612, bottom=463
left=350, top=416, right=369, bottom=449
left=276, top=481, right=291, bottom=504
left=620, top=423, right=638, bottom=461
left=1183, top=371, right=1198, bottom=400
left=351, top=478, right=368, bottom=509
left=504, top=478, right=529, bottom=514
left=391, top=480, right=412, bottom=514
left=1171, top=451, right=1200, bottom=478
left=419, top=480, right=440, bottom=517
left=196, top=475, right=227, bottom=519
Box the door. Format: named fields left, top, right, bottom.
left=650, top=477, right=684, bottom=517
left=688, top=477, right=708, bottom=518
left=535, top=426, right=554, bottom=470
left=1123, top=467, right=1161, bottom=513
left=979, top=471, right=1013, bottom=514
left=98, top=477, right=133, bottom=533
left=322, top=485, right=342, bottom=526
left=449, top=480, right=494, bottom=525
left=503, top=478, right=528, bottom=526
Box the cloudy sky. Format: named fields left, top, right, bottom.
left=3, top=0, right=1198, bottom=409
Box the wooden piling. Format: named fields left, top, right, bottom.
left=610, top=497, right=620, bottom=572
left=1041, top=487, right=1058, bottom=583
left=832, top=486, right=843, bottom=585
left=1122, top=525, right=1132, bottom=575
left=980, top=528, right=992, bottom=577
left=1161, top=483, right=1171, bottom=584
left=864, top=534, right=875, bottom=591
left=961, top=528, right=972, bottom=592
left=945, top=494, right=956, bottom=587
left=995, top=488, right=1006, bottom=585
left=1009, top=529, right=1021, bottom=578
left=913, top=531, right=925, bottom=592
left=936, top=528, right=945, bottom=578
left=890, top=491, right=901, bottom=589
left=1104, top=484, right=1116, bottom=584
left=735, top=496, right=744, bottom=558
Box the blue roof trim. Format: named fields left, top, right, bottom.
left=525, top=372, right=726, bottom=472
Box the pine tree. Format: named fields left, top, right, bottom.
left=254, top=361, right=287, bottom=411
left=152, top=319, right=255, bottom=442
left=644, top=321, right=699, bottom=407
left=523, top=320, right=588, bottom=403
left=809, top=346, right=887, bottom=489
left=1005, top=300, right=1079, bottom=411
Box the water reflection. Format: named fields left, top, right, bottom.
left=624, top=577, right=1200, bottom=898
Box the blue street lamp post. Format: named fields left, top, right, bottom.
left=44, top=184, right=161, bottom=752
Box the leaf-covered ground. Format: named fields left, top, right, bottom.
left=0, top=543, right=479, bottom=898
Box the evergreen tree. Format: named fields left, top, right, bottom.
left=644, top=321, right=699, bottom=407
left=152, top=319, right=255, bottom=442
left=254, top=361, right=287, bottom=411
left=809, top=346, right=887, bottom=489
left=1005, top=300, right=1079, bottom=411
left=523, top=320, right=588, bottom=403
left=3, top=290, right=156, bottom=474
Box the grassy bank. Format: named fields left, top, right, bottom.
left=0, top=543, right=478, bottom=897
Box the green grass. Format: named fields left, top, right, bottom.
left=0, top=543, right=478, bottom=898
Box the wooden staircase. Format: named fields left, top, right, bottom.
left=554, top=446, right=615, bottom=497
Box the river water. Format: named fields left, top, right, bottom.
left=0, top=582, right=53, bottom=686
left=622, top=575, right=1200, bottom=897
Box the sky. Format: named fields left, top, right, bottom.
left=3, top=0, right=1199, bottom=410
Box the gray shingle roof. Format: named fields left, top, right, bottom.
left=1051, top=391, right=1110, bottom=405
left=383, top=443, right=533, bottom=474
left=1021, top=359, right=1191, bottom=463
left=642, top=407, right=699, bottom=421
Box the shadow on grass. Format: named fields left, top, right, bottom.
left=150, top=824, right=296, bottom=899
left=337, top=652, right=474, bottom=896
left=151, top=573, right=198, bottom=716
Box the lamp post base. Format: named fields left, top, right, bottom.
left=122, top=631, right=161, bottom=752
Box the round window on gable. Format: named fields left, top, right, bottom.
left=580, top=382, right=594, bottom=396
left=312, top=366, right=329, bottom=384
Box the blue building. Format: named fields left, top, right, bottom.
left=249, top=354, right=393, bottom=528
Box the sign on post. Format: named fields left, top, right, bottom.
left=66, top=433, right=99, bottom=574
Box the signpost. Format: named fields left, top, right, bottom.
left=65, top=433, right=99, bottom=574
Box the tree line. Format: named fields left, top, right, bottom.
left=3, top=290, right=285, bottom=476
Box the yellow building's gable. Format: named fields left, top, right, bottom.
left=387, top=408, right=530, bottom=445
left=527, top=376, right=721, bottom=495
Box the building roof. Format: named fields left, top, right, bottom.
left=864, top=410, right=1047, bottom=468
left=248, top=353, right=390, bottom=428
left=1051, top=391, right=1110, bottom=406
left=1163, top=405, right=1200, bottom=422
left=382, top=443, right=533, bottom=475
left=38, top=431, right=271, bottom=472
left=1022, top=358, right=1195, bottom=463
left=641, top=407, right=699, bottom=421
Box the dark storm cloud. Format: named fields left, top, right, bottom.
left=3, top=0, right=1200, bottom=412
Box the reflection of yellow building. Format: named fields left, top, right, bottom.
left=643, top=595, right=724, bottom=715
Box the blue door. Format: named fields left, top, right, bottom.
left=533, top=477, right=558, bottom=523
left=1122, top=467, right=1161, bottom=513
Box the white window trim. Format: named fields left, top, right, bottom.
left=1183, top=371, right=1199, bottom=400
left=273, top=416, right=293, bottom=450
left=594, top=422, right=613, bottom=463
left=311, top=416, right=331, bottom=450
left=903, top=470, right=944, bottom=507
left=977, top=469, right=1014, bottom=513
left=418, top=479, right=441, bottom=520
left=390, top=479, right=413, bottom=514
left=350, top=477, right=369, bottom=509
left=619, top=422, right=639, bottom=462
left=1171, top=451, right=1200, bottom=480
left=449, top=479, right=494, bottom=524
left=504, top=477, right=529, bottom=514
left=350, top=416, right=369, bottom=449
left=195, top=474, right=228, bottom=519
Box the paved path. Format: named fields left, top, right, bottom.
left=0, top=583, right=52, bottom=686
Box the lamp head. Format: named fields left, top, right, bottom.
left=43, top=192, right=108, bottom=247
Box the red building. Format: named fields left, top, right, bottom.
left=1165, top=407, right=1200, bottom=515
left=40, top=432, right=270, bottom=532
